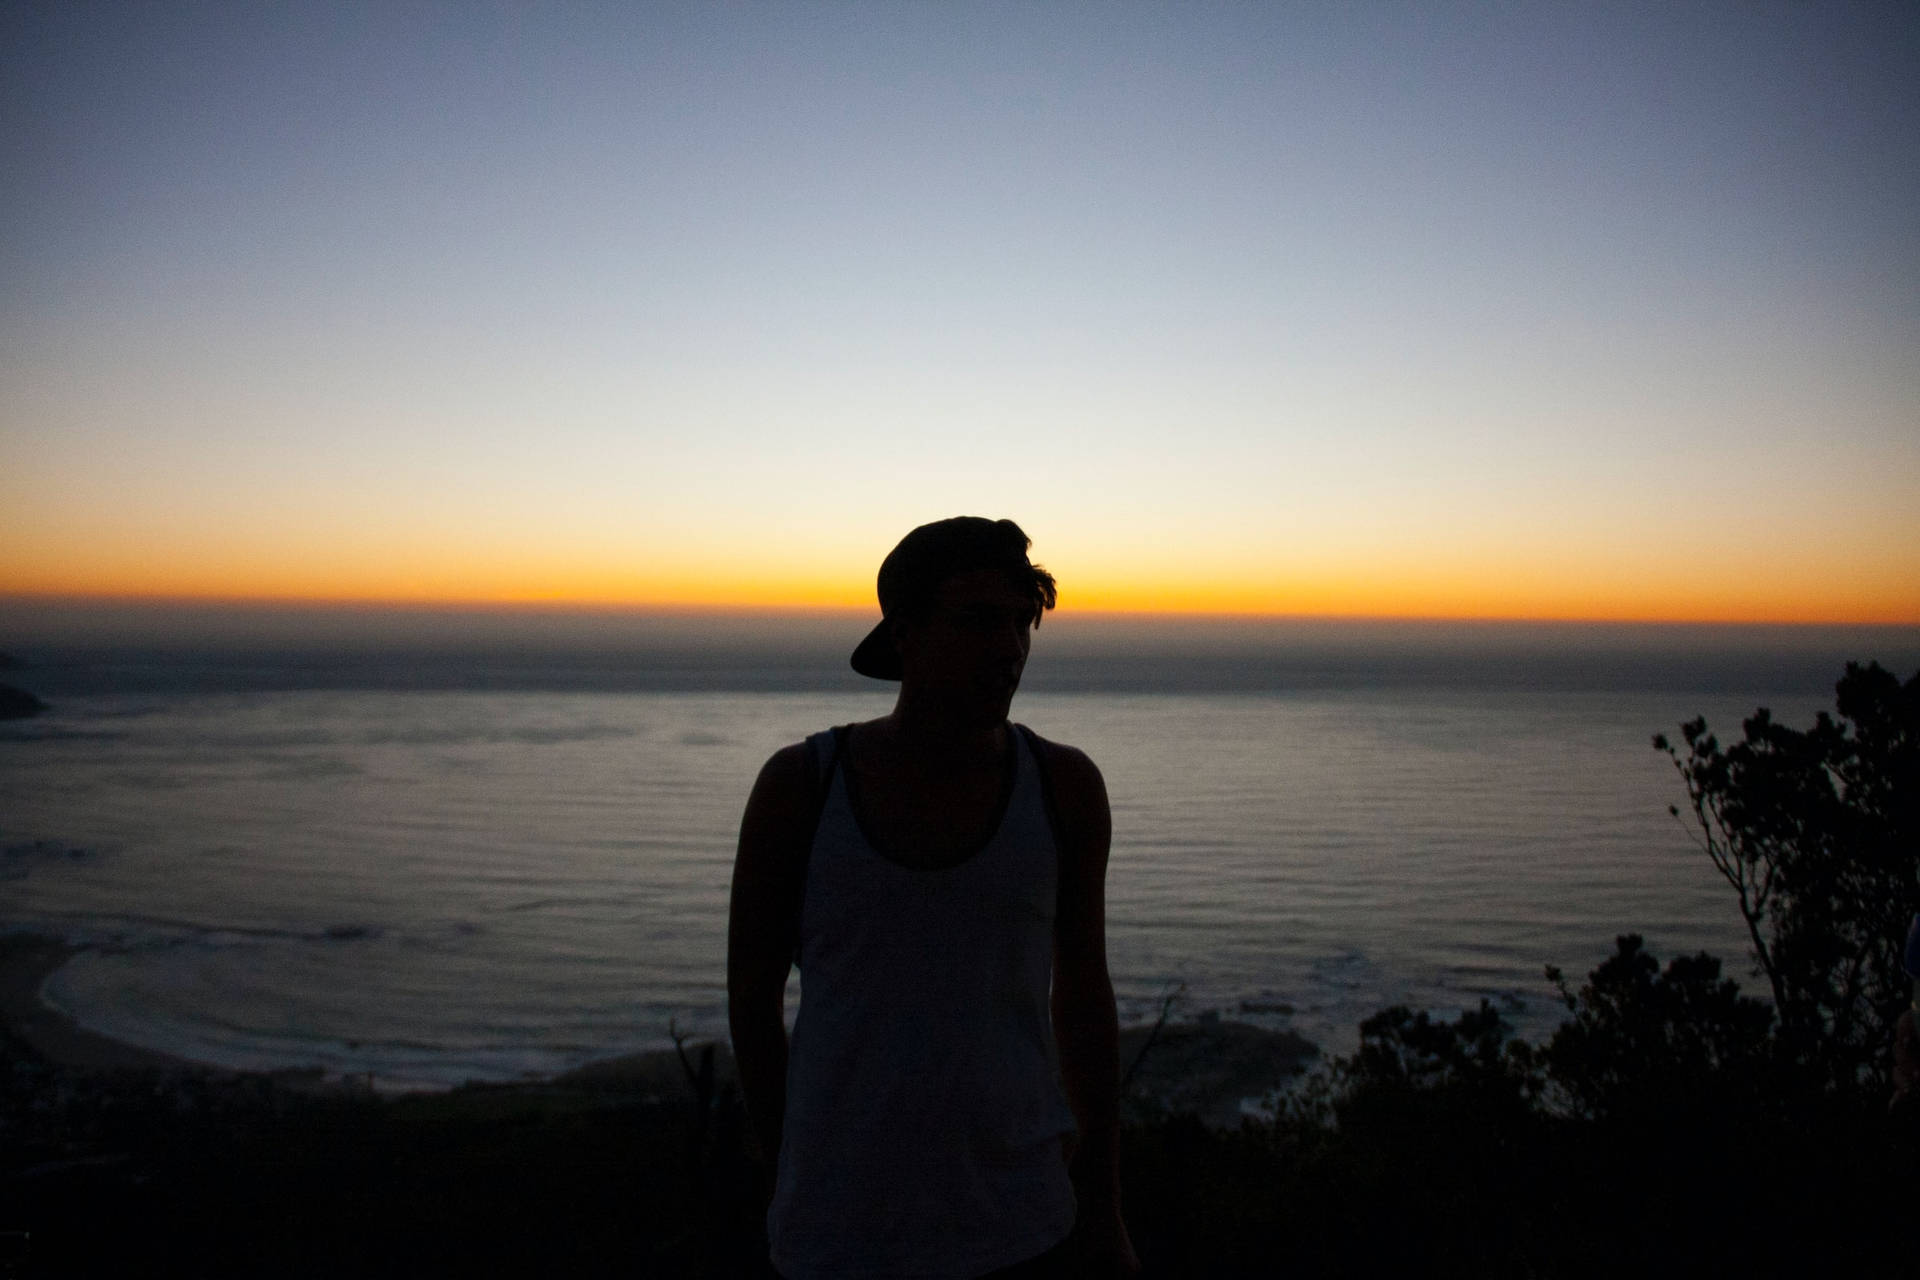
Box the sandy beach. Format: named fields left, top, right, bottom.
left=0, top=934, right=210, bottom=1073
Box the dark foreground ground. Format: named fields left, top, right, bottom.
left=5, top=1009, right=1914, bottom=1280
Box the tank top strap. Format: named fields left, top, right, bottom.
left=1011, top=722, right=1062, bottom=852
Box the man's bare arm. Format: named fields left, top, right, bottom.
left=727, top=743, right=812, bottom=1181
left=1046, top=740, right=1140, bottom=1274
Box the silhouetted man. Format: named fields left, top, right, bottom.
left=729, top=517, right=1139, bottom=1279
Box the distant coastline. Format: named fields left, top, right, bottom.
left=1, top=613, right=1914, bottom=700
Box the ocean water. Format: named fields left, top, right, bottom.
left=1, top=621, right=1913, bottom=1089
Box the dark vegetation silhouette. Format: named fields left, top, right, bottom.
left=1654, top=660, right=1917, bottom=1095
left=4, top=664, right=1915, bottom=1276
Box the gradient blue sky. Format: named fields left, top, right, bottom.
left=4, top=1, right=1917, bottom=619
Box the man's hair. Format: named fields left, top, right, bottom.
left=883, top=517, right=1057, bottom=626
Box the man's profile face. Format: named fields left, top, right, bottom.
left=894, top=568, right=1038, bottom=723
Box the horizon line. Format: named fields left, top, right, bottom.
left=4, top=589, right=1918, bottom=629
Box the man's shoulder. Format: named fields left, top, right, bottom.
left=1017, top=725, right=1107, bottom=805
left=1018, top=723, right=1100, bottom=773
left=741, top=743, right=804, bottom=827
left=752, top=720, right=869, bottom=797
left=758, top=739, right=813, bottom=782
left=1018, top=726, right=1111, bottom=875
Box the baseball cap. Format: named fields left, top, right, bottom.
left=849, top=516, right=1053, bottom=680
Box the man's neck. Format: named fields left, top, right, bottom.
left=885, top=689, right=1007, bottom=769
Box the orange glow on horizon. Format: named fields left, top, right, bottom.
left=4, top=565, right=1916, bottom=626
left=5, top=510, right=1918, bottom=625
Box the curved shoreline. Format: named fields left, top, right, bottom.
left=0, top=934, right=212, bottom=1072
left=0, top=934, right=737, bottom=1088
left=2, top=932, right=1319, bottom=1123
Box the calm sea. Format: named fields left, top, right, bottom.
left=3, top=614, right=1914, bottom=1088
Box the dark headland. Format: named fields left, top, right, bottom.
left=0, top=682, right=46, bottom=720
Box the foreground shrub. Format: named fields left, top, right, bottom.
left=1656, top=660, right=1918, bottom=1093
left=1541, top=934, right=1775, bottom=1122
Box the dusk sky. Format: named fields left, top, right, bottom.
left=4, top=2, right=1916, bottom=622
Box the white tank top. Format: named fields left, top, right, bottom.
left=768, top=724, right=1078, bottom=1280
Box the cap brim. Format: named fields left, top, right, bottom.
left=849, top=617, right=902, bottom=680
